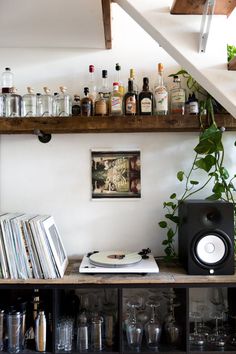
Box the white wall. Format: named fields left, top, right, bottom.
left=0, top=4, right=235, bottom=257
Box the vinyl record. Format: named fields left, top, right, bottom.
left=89, top=251, right=142, bottom=267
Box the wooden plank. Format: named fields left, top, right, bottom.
left=171, top=0, right=236, bottom=16
left=228, top=56, right=236, bottom=70
left=101, top=0, right=112, bottom=49
left=0, top=115, right=235, bottom=134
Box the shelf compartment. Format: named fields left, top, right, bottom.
left=0, top=114, right=235, bottom=134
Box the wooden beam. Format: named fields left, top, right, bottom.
left=101, top=0, right=112, bottom=49
left=228, top=56, right=236, bottom=70
left=171, top=0, right=236, bottom=16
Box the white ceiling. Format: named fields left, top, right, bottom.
left=0, top=0, right=105, bottom=48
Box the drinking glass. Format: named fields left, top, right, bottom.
left=208, top=311, right=227, bottom=348
left=91, top=314, right=103, bottom=351
left=189, top=311, right=206, bottom=347
left=144, top=299, right=162, bottom=350
left=126, top=301, right=143, bottom=350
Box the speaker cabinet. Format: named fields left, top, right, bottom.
left=178, top=200, right=234, bottom=275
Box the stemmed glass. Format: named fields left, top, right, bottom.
left=208, top=311, right=227, bottom=348
left=163, top=290, right=182, bottom=348
left=189, top=311, right=206, bottom=347
left=144, top=299, right=162, bottom=350
left=126, top=300, right=143, bottom=351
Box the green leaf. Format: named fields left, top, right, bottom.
left=219, top=167, right=229, bottom=179
left=195, top=155, right=216, bottom=172
left=159, top=221, right=167, bottom=228
left=229, top=182, right=236, bottom=191
left=206, top=193, right=221, bottom=200
left=194, top=125, right=223, bottom=154
left=168, top=70, right=188, bottom=77
left=177, top=171, right=184, bottom=181
left=213, top=182, right=225, bottom=194
left=165, top=214, right=180, bottom=224
left=167, top=228, right=174, bottom=240
left=190, top=180, right=199, bottom=185
left=162, top=240, right=169, bottom=245
left=164, top=246, right=172, bottom=256
left=170, top=193, right=176, bottom=199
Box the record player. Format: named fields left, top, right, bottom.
left=79, top=248, right=159, bottom=274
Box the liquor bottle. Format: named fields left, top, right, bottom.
left=99, top=70, right=110, bottom=113
left=109, top=82, right=123, bottom=116
left=35, top=311, right=46, bottom=352
left=41, top=87, right=53, bottom=117
left=139, top=77, right=154, bottom=115
left=52, top=92, right=59, bottom=116
left=170, top=76, right=186, bottom=115
left=154, top=63, right=168, bottom=115
left=5, top=87, right=22, bottom=117
left=81, top=87, right=93, bottom=116
left=94, top=92, right=108, bottom=116
left=129, top=68, right=138, bottom=94
left=54, top=86, right=72, bottom=117
left=189, top=92, right=199, bottom=115
left=22, top=87, right=36, bottom=117
left=1, top=67, right=14, bottom=93
left=115, top=63, right=125, bottom=95
left=88, top=65, right=97, bottom=103
left=124, top=79, right=138, bottom=115
left=185, top=93, right=192, bottom=115
left=72, top=94, right=81, bottom=116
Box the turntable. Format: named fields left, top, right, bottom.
left=79, top=249, right=159, bottom=274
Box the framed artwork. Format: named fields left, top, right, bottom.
left=91, top=150, right=141, bottom=199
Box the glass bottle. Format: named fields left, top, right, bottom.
left=5, top=87, right=22, bottom=117
left=36, top=93, right=43, bottom=116
left=0, top=94, right=5, bottom=117
left=154, top=63, right=168, bottom=115
left=109, top=82, right=123, bottom=116
left=185, top=93, right=192, bottom=115
left=72, top=94, right=81, bottom=116
left=54, top=86, right=72, bottom=117
left=2, top=67, right=14, bottom=93
left=95, top=92, right=107, bottom=116
left=22, top=87, right=36, bottom=117
left=170, top=75, right=185, bottom=115
left=115, top=63, right=125, bottom=95
left=52, top=92, right=59, bottom=116
left=81, top=87, right=93, bottom=117
left=189, top=92, right=199, bottom=115
left=123, top=79, right=138, bottom=115
left=41, top=87, right=53, bottom=117
left=129, top=68, right=138, bottom=94
left=88, top=64, right=97, bottom=104
left=99, top=70, right=110, bottom=113
left=139, top=77, right=154, bottom=115
left=91, top=314, right=103, bottom=351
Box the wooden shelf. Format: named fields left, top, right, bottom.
left=228, top=56, right=236, bottom=70
left=171, top=0, right=236, bottom=16
left=0, top=114, right=235, bottom=135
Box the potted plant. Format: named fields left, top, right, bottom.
left=159, top=70, right=236, bottom=261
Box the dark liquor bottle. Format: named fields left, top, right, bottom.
left=124, top=79, right=138, bottom=116
left=81, top=87, right=93, bottom=117
left=72, top=94, right=81, bottom=116
left=138, top=77, right=153, bottom=115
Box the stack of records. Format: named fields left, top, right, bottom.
left=0, top=213, right=68, bottom=279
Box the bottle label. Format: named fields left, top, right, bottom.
left=95, top=100, right=107, bottom=115
left=155, top=92, right=168, bottom=112
left=189, top=101, right=199, bottom=114
left=126, top=96, right=136, bottom=114
left=140, top=98, right=152, bottom=113
left=82, top=102, right=92, bottom=116
left=111, top=97, right=122, bottom=112
left=171, top=89, right=185, bottom=104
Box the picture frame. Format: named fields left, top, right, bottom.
left=40, top=216, right=68, bottom=277
left=91, top=150, right=141, bottom=199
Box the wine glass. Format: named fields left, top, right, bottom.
left=164, top=302, right=182, bottom=348
left=208, top=311, right=227, bottom=347
left=126, top=300, right=143, bottom=350
left=144, top=299, right=162, bottom=350
left=189, top=311, right=206, bottom=347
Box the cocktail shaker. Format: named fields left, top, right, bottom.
left=35, top=311, right=46, bottom=352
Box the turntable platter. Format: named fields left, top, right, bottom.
left=89, top=251, right=142, bottom=267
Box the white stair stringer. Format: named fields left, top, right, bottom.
left=115, top=0, right=236, bottom=118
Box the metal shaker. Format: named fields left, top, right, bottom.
left=35, top=311, right=46, bottom=352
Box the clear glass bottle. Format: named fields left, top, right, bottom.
left=115, top=63, right=125, bottom=95
left=124, top=79, right=138, bottom=115
left=129, top=68, right=139, bottom=94
left=36, top=93, right=43, bottom=116
left=170, top=76, right=186, bottom=115
left=88, top=65, right=97, bottom=104
left=41, top=87, right=53, bottom=117
left=54, top=86, right=72, bottom=117
left=139, top=77, right=154, bottom=115
left=72, top=94, right=81, bottom=116
left=22, top=87, right=36, bottom=117
left=95, top=92, right=108, bottom=116
left=99, top=70, right=110, bottom=114
left=52, top=92, right=59, bottom=116
left=5, top=87, right=22, bottom=117
left=0, top=94, right=5, bottom=117
left=2, top=67, right=14, bottom=93
left=154, top=63, right=168, bottom=115
left=81, top=87, right=93, bottom=117
left=109, top=82, right=123, bottom=116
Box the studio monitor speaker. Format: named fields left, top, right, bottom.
left=178, top=200, right=234, bottom=275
